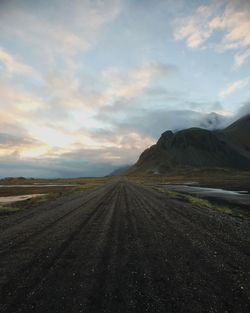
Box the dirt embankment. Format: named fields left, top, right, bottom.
left=0, top=180, right=249, bottom=312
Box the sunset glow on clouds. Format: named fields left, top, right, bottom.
left=0, top=0, right=249, bottom=177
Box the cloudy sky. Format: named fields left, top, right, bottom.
left=0, top=0, right=250, bottom=177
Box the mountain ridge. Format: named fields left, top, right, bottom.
left=128, top=114, right=250, bottom=174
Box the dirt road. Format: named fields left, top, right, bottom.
left=0, top=180, right=249, bottom=312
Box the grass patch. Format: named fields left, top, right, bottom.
left=185, top=195, right=213, bottom=208
left=0, top=205, right=21, bottom=215
left=158, top=188, right=179, bottom=197
left=154, top=187, right=183, bottom=198
left=214, top=205, right=249, bottom=219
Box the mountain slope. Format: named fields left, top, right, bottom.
left=223, top=114, right=250, bottom=158
left=130, top=115, right=250, bottom=174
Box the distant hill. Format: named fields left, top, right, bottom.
left=108, top=165, right=131, bottom=176
left=128, top=114, right=250, bottom=174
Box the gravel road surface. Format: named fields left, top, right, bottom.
left=0, top=179, right=249, bottom=313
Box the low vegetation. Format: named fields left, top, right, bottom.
left=0, top=204, right=21, bottom=215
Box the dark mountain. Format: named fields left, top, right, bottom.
left=223, top=114, right=250, bottom=158
left=129, top=114, right=250, bottom=174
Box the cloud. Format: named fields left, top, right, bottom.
left=234, top=49, right=250, bottom=67
left=173, top=0, right=250, bottom=66
left=0, top=100, right=245, bottom=178
left=235, top=101, right=250, bottom=118
left=41, top=62, right=176, bottom=115
left=0, top=101, right=246, bottom=179
left=0, top=0, right=249, bottom=178
left=219, top=77, right=249, bottom=98
left=0, top=81, right=43, bottom=111
left=32, top=61, right=177, bottom=133
left=1, top=58, right=170, bottom=163
left=0, top=118, right=47, bottom=159
left=0, top=1, right=128, bottom=169
left=0, top=0, right=122, bottom=61
left=96, top=97, right=229, bottom=139
left=174, top=5, right=214, bottom=48
left=0, top=136, right=151, bottom=178
left=100, top=62, right=176, bottom=104
left=0, top=132, right=35, bottom=146
left=209, top=1, right=250, bottom=50
left=0, top=47, right=38, bottom=78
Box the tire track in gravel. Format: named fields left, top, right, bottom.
left=0, top=184, right=114, bottom=256
left=126, top=182, right=250, bottom=313
left=130, top=182, right=250, bottom=267
left=0, top=184, right=111, bottom=250
left=126, top=183, right=185, bottom=313
left=0, top=183, right=118, bottom=312
left=3, top=181, right=125, bottom=313
left=0, top=187, right=98, bottom=232
left=0, top=179, right=249, bottom=313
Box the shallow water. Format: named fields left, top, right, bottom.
left=164, top=185, right=248, bottom=196
left=162, top=184, right=250, bottom=207
left=0, top=194, right=45, bottom=203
